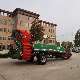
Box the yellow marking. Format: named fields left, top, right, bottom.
left=33, top=44, right=34, bottom=47
left=48, top=67, right=60, bottom=69
left=57, top=47, right=60, bottom=49
left=71, top=52, right=73, bottom=53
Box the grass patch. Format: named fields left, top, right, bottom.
left=0, top=53, right=9, bottom=58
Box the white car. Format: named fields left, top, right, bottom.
left=75, top=47, right=80, bottom=53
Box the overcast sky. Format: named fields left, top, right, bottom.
left=0, top=0, right=80, bottom=43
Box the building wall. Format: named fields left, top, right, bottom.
left=38, top=22, right=56, bottom=45
left=0, top=8, right=57, bottom=50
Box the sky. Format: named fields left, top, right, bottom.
left=0, top=0, right=80, bottom=44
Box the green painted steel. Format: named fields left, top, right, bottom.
left=33, top=43, right=66, bottom=54
left=9, top=30, right=22, bottom=59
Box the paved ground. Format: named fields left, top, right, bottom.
left=0, top=52, right=80, bottom=80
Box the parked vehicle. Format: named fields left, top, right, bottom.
left=75, top=47, right=80, bottom=53
left=8, top=29, right=72, bottom=65
left=72, top=47, right=76, bottom=52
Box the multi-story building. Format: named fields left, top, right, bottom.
left=0, top=8, right=57, bottom=50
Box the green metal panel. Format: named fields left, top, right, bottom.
left=33, top=43, right=66, bottom=54
left=9, top=30, right=22, bottom=58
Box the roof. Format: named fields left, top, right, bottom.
left=0, top=8, right=40, bottom=17
left=38, top=20, right=57, bottom=26
left=13, top=8, right=40, bottom=17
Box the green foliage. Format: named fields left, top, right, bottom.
left=29, top=20, right=45, bottom=43
left=61, top=41, right=66, bottom=48
left=56, top=41, right=60, bottom=46
left=61, top=41, right=73, bottom=49
left=0, top=53, right=9, bottom=58
left=74, top=29, right=80, bottom=47
left=0, top=50, right=3, bottom=51
left=67, top=42, right=73, bottom=49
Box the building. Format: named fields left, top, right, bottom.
left=0, top=8, right=57, bottom=50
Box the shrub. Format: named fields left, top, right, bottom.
left=0, top=50, right=3, bottom=51
left=0, top=53, right=9, bottom=58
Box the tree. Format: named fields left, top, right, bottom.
left=29, top=20, right=45, bottom=43
left=61, top=41, right=66, bottom=49
left=56, top=41, right=60, bottom=46
left=74, top=29, right=80, bottom=47
left=67, top=42, right=73, bottom=49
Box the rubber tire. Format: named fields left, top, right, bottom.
left=76, top=50, right=78, bottom=53
left=67, top=56, right=70, bottom=59
left=37, top=53, right=47, bottom=65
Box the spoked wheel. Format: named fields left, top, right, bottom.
left=37, top=53, right=47, bottom=65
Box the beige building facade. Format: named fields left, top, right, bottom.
left=0, top=8, right=57, bottom=50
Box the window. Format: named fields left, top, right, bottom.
left=34, top=18, right=35, bottom=20
left=53, top=36, right=55, bottom=38
left=47, top=28, right=48, bottom=32
left=12, top=29, right=13, bottom=32
left=9, top=20, right=11, bottom=25
left=25, top=15, right=29, bottom=20
left=51, top=29, right=52, bottom=33
left=19, top=14, right=21, bottom=18
left=4, top=19, right=7, bottom=25
left=49, top=24, right=51, bottom=26
left=0, top=36, right=2, bottom=40
left=44, top=23, right=45, bottom=25
left=22, top=14, right=23, bottom=18
left=44, top=28, right=45, bottom=30
left=7, top=44, right=10, bottom=49
left=42, top=22, right=43, bottom=25
left=3, top=36, right=6, bottom=40
left=44, top=40, right=45, bottom=43
left=49, top=29, right=50, bottom=32
left=4, top=13, right=7, bottom=16
left=53, top=40, right=54, bottom=43
left=49, top=40, right=52, bottom=43
left=1, top=12, right=3, bottom=16
left=36, top=19, right=37, bottom=22
left=0, top=19, right=3, bottom=24
left=19, top=21, right=23, bottom=26
left=54, top=26, right=55, bottom=28
left=47, top=24, right=48, bottom=26
left=29, top=31, right=30, bottom=33
left=53, top=30, right=55, bottom=33
left=11, top=37, right=13, bottom=40
left=42, top=40, right=43, bottom=44
left=12, top=21, right=14, bottom=26
left=25, top=22, right=28, bottom=27
left=8, top=29, right=11, bottom=33
left=29, top=23, right=32, bottom=28
left=0, top=44, right=1, bottom=49
left=3, top=44, right=5, bottom=49
left=29, top=17, right=32, bottom=20
left=0, top=28, right=3, bottom=32
left=8, top=36, right=10, bottom=40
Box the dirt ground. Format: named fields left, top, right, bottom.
left=0, top=52, right=80, bottom=80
